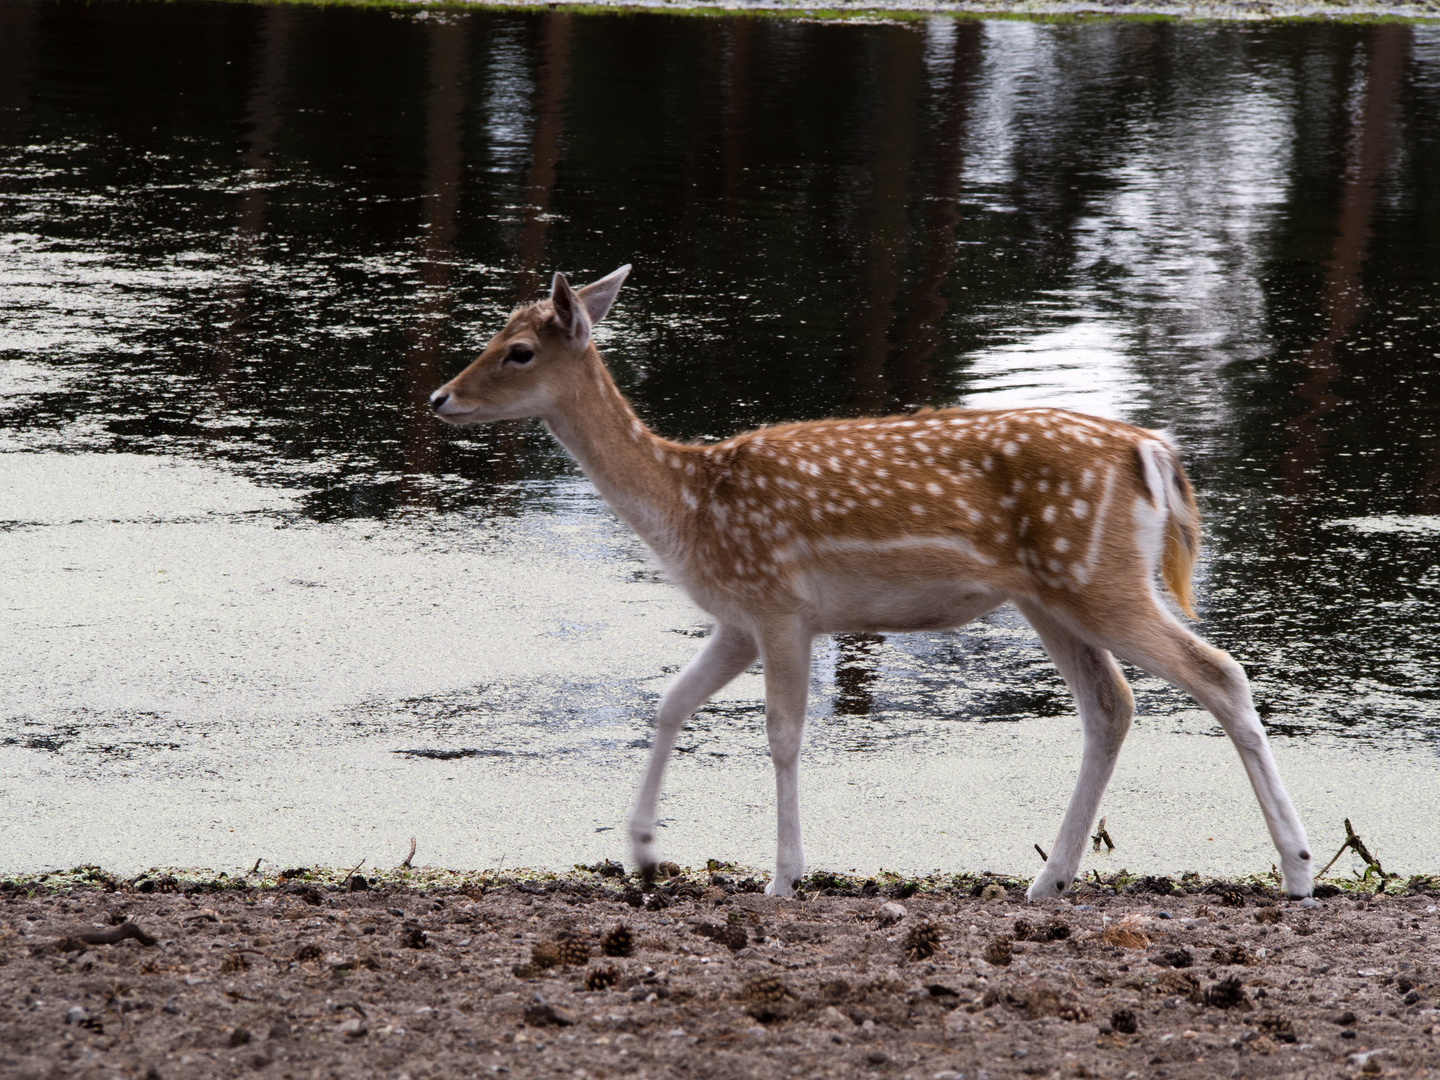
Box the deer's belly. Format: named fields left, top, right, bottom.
left=804, top=572, right=1004, bottom=634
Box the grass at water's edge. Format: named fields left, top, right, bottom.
left=7, top=862, right=1438, bottom=900
left=72, top=0, right=1440, bottom=24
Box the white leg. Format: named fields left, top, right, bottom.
left=1018, top=603, right=1135, bottom=901
left=759, top=621, right=813, bottom=897
left=1103, top=607, right=1314, bottom=898
left=629, top=623, right=758, bottom=878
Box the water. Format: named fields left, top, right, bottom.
left=2, top=3, right=1439, bottom=876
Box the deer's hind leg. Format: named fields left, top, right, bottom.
left=630, top=623, right=758, bottom=878
left=1099, top=605, right=1313, bottom=898
left=1016, top=601, right=1136, bottom=901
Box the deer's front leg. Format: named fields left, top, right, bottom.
left=630, top=624, right=757, bottom=877
left=759, top=623, right=813, bottom=897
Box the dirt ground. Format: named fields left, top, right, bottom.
left=2, top=867, right=1438, bottom=1080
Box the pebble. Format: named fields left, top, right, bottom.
left=1157, top=911, right=1173, bottom=919
left=745, top=1025, right=766, bottom=1039
left=1347, top=1049, right=1389, bottom=1067
left=876, top=902, right=907, bottom=927
left=65, top=1006, right=87, bottom=1024
left=1300, top=897, right=1319, bottom=908
left=867, top=1051, right=889, bottom=1065
left=933, top=1073, right=965, bottom=1080
left=337, top=1018, right=367, bottom=1039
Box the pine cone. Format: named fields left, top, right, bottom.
left=601, top=924, right=634, bottom=957
left=715, top=923, right=747, bottom=952
left=585, top=964, right=620, bottom=991
left=555, top=938, right=591, bottom=966
left=740, top=975, right=790, bottom=1004
left=1013, top=918, right=1036, bottom=941
left=981, top=934, right=1013, bottom=967
left=903, top=921, right=943, bottom=961
left=1045, top=919, right=1071, bottom=940
left=530, top=942, right=562, bottom=969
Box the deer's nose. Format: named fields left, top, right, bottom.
left=429, top=391, right=450, bottom=411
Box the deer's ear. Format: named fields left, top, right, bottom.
left=549, top=272, right=591, bottom=348
left=577, top=264, right=631, bottom=328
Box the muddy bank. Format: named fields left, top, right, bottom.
left=3, top=867, right=1438, bottom=1079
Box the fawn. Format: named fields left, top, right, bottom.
left=429, top=266, right=1314, bottom=900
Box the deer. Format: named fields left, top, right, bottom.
left=428, top=266, right=1315, bottom=901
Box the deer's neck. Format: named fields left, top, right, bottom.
left=541, top=352, right=690, bottom=565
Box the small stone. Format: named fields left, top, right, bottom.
left=522, top=1000, right=576, bottom=1027
left=745, top=1025, right=766, bottom=1039
left=66, top=1006, right=87, bottom=1024
left=336, top=1018, right=367, bottom=1038
left=876, top=901, right=907, bottom=927
left=818, top=1006, right=851, bottom=1029
left=866, top=1051, right=889, bottom=1065
left=228, top=1027, right=251, bottom=1047
left=1299, top=897, right=1319, bottom=908
left=1112, top=1008, right=1138, bottom=1035
left=1403, top=989, right=1421, bottom=1005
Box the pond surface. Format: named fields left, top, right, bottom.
left=2, top=2, right=1438, bottom=875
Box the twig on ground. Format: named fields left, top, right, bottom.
left=1317, top=818, right=1385, bottom=880
left=57, top=923, right=158, bottom=951
left=343, top=857, right=366, bottom=885
left=248, top=858, right=262, bottom=876
left=401, top=837, right=417, bottom=869
left=1092, top=817, right=1115, bottom=852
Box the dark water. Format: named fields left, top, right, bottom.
left=3, top=2, right=1440, bottom=755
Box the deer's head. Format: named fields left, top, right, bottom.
left=429, top=265, right=631, bottom=425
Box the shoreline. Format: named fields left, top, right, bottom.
left=8, top=863, right=1436, bottom=898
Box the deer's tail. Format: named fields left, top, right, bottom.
left=1137, top=437, right=1201, bottom=619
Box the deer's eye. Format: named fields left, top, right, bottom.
left=506, top=344, right=535, bottom=366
